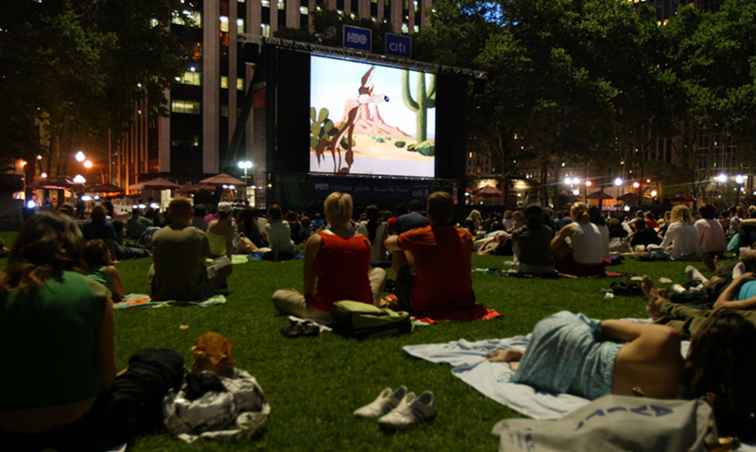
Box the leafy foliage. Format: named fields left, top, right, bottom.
left=0, top=0, right=197, bottom=174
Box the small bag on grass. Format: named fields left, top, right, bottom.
left=192, top=331, right=235, bottom=377
left=331, top=301, right=412, bottom=339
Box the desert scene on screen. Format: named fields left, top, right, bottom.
left=310, top=56, right=436, bottom=178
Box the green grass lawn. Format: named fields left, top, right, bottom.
left=106, top=254, right=702, bottom=452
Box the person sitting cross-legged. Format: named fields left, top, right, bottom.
left=384, top=191, right=477, bottom=315
left=550, top=202, right=607, bottom=276
left=272, top=192, right=385, bottom=322
left=150, top=198, right=232, bottom=301
left=264, top=204, right=296, bottom=261
left=511, top=205, right=556, bottom=275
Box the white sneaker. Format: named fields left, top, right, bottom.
left=354, top=386, right=407, bottom=419
left=378, top=391, right=436, bottom=430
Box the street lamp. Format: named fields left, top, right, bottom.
left=715, top=173, right=728, bottom=183
left=614, top=177, right=623, bottom=187
left=73, top=174, right=86, bottom=184
left=632, top=181, right=640, bottom=189
left=237, top=160, right=253, bottom=180
left=735, top=174, right=746, bottom=185
left=75, top=151, right=86, bottom=163
left=83, top=160, right=93, bottom=169
left=651, top=190, right=658, bottom=198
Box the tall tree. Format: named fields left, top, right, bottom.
left=0, top=0, right=197, bottom=182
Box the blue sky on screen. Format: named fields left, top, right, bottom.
left=310, top=55, right=436, bottom=141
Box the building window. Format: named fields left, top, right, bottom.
left=413, top=24, right=419, bottom=32
left=401, top=22, right=408, bottom=33
left=352, top=0, right=359, bottom=12
left=337, top=0, right=344, bottom=10
left=261, top=23, right=271, bottom=37
left=171, top=100, right=201, bottom=114
left=220, top=16, right=229, bottom=32
left=177, top=71, right=201, bottom=86
left=262, top=0, right=270, bottom=6
left=221, top=76, right=245, bottom=90
left=278, top=0, right=285, bottom=10
left=171, top=10, right=201, bottom=27
left=300, top=6, right=309, bottom=14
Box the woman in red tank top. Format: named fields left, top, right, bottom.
left=272, top=193, right=386, bottom=320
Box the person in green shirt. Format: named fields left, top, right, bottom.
left=1, top=212, right=185, bottom=451
left=0, top=212, right=115, bottom=448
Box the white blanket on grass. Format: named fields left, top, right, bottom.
left=403, top=337, right=756, bottom=451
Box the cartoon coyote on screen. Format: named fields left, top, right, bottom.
left=311, top=65, right=435, bottom=174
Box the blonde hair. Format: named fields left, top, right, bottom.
left=670, top=205, right=691, bottom=224
left=570, top=202, right=590, bottom=223
left=323, top=192, right=353, bottom=227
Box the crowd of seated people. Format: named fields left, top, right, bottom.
left=7, top=192, right=756, bottom=448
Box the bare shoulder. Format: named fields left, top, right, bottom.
left=101, top=265, right=119, bottom=276
left=305, top=232, right=323, bottom=248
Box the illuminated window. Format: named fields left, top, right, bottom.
left=278, top=0, right=285, bottom=10
left=300, top=6, right=309, bottom=14
left=221, top=16, right=229, bottom=32
left=221, top=77, right=245, bottom=90
left=261, top=0, right=270, bottom=6
left=149, top=18, right=159, bottom=28
left=261, top=23, right=271, bottom=37
left=237, top=18, right=245, bottom=33
left=171, top=10, right=201, bottom=27
left=177, top=71, right=201, bottom=86
left=414, top=24, right=419, bottom=32
left=171, top=100, right=201, bottom=114
left=401, top=23, right=409, bottom=33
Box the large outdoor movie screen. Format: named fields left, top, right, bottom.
left=310, top=55, right=436, bottom=177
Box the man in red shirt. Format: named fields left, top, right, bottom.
left=385, top=192, right=476, bottom=314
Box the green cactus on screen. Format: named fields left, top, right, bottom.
left=402, top=71, right=436, bottom=142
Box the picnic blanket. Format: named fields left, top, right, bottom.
left=114, top=294, right=227, bottom=310
left=403, top=335, right=690, bottom=420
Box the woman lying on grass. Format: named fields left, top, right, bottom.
left=487, top=310, right=756, bottom=441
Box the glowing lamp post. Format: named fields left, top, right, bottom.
left=75, top=151, right=86, bottom=163
left=237, top=160, right=253, bottom=181
left=83, top=160, right=93, bottom=169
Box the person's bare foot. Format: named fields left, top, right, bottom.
left=486, top=348, right=524, bottom=364
left=646, top=297, right=664, bottom=320
left=640, top=276, right=658, bottom=301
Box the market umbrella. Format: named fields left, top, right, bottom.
left=474, top=185, right=504, bottom=198
left=131, top=177, right=179, bottom=191
left=199, top=173, right=245, bottom=187
left=177, top=183, right=208, bottom=193
left=86, top=183, right=123, bottom=194
left=618, top=192, right=640, bottom=203
left=587, top=190, right=614, bottom=200
left=30, top=177, right=76, bottom=190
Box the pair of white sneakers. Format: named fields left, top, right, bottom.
left=353, top=386, right=436, bottom=430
